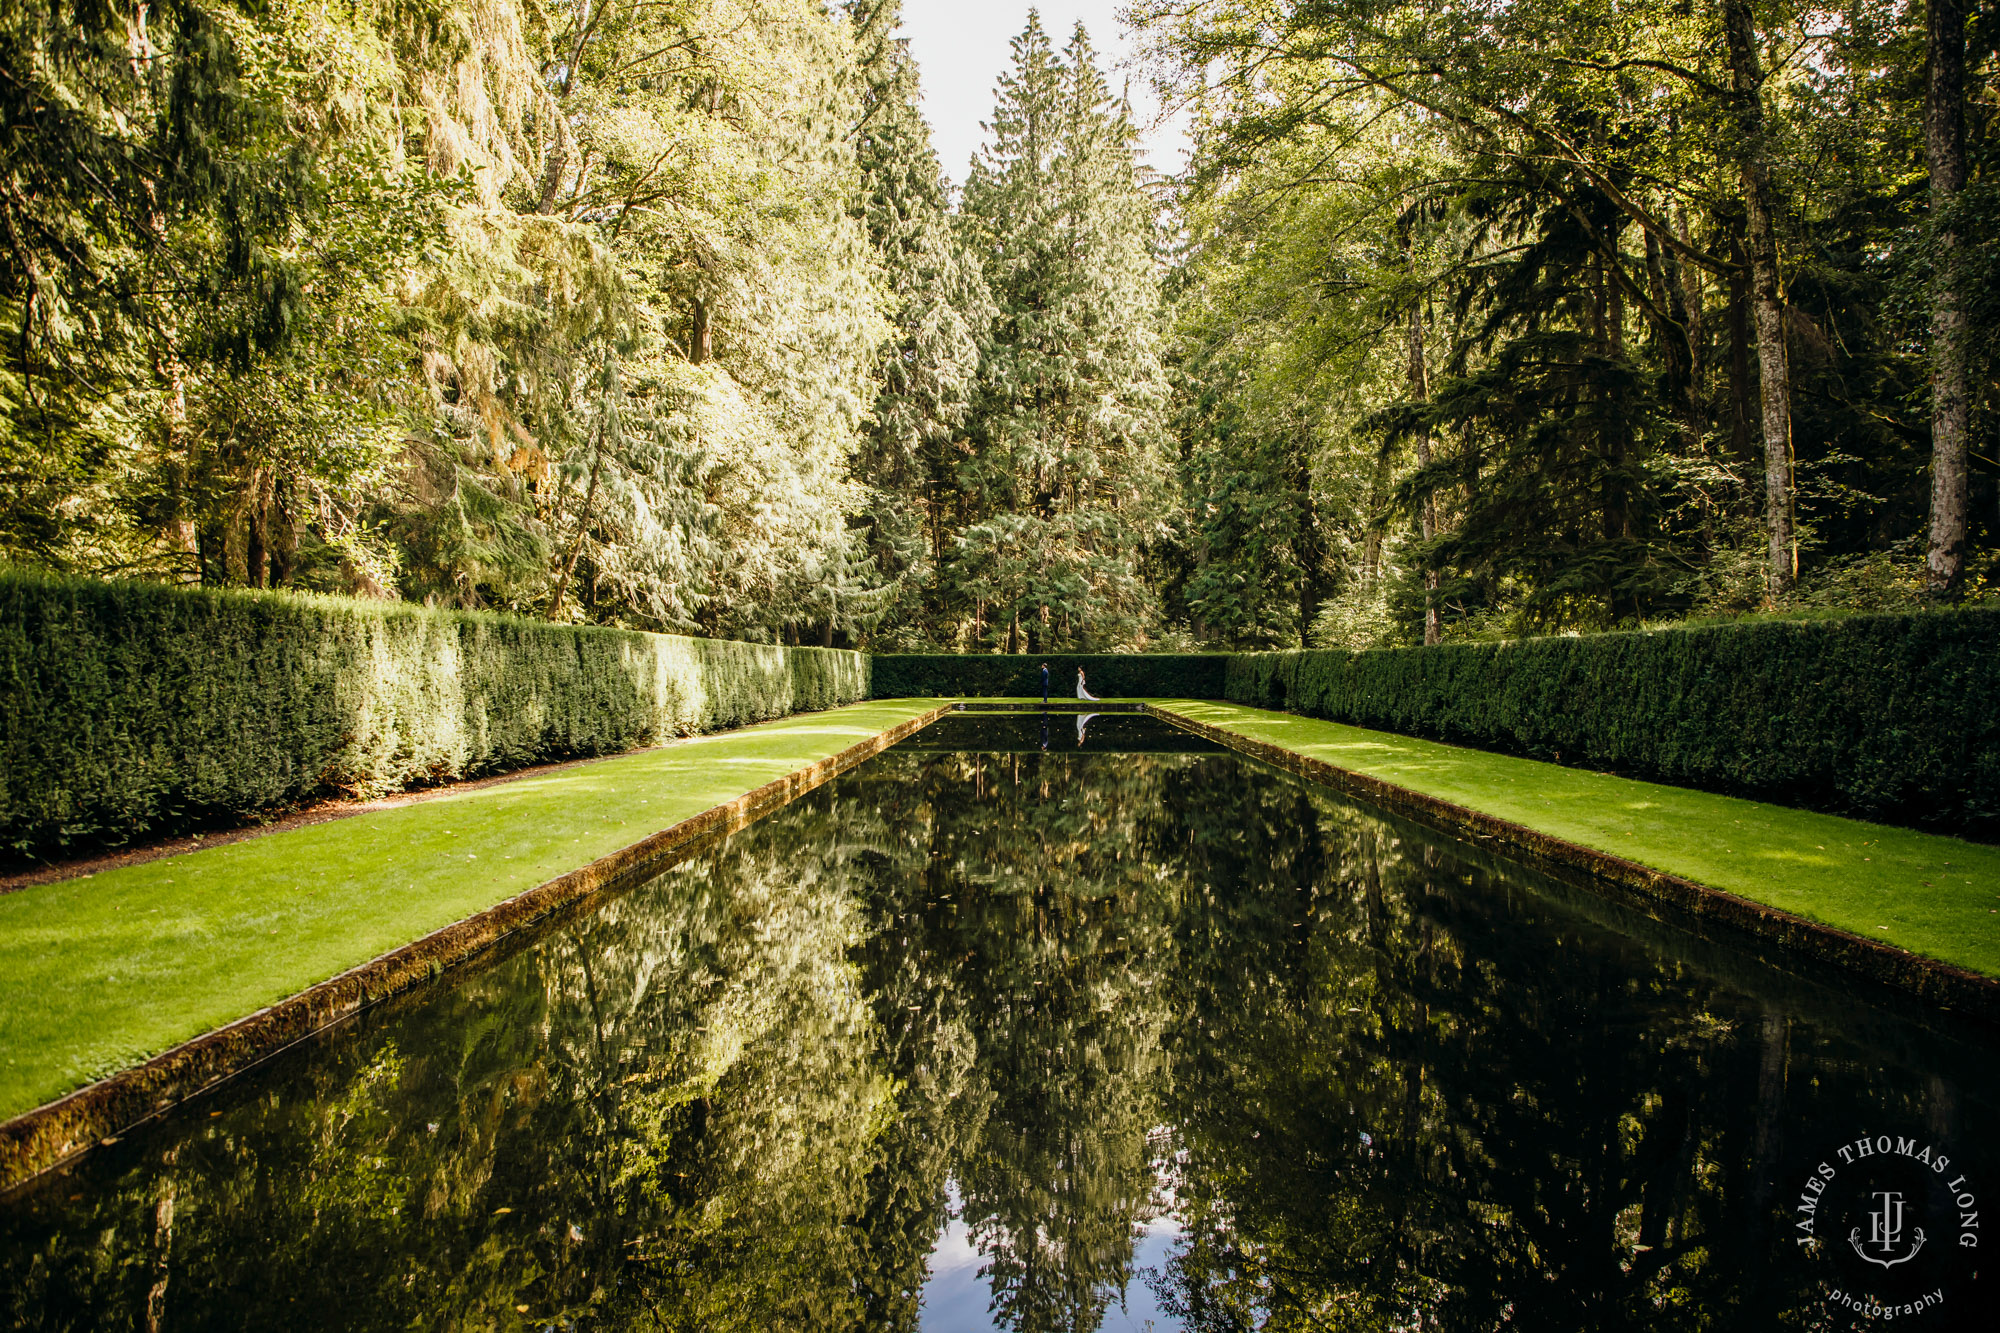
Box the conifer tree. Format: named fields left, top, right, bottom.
left=398, top=0, right=892, bottom=639
left=0, top=0, right=899, bottom=643
left=955, top=16, right=1171, bottom=652
left=846, top=0, right=992, bottom=647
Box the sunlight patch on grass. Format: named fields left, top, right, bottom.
left=1746, top=849, right=1840, bottom=868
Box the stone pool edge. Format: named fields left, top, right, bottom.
left=0, top=702, right=954, bottom=1196
left=1146, top=703, right=2000, bottom=1026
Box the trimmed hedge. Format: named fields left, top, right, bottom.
left=1, top=571, right=868, bottom=856
left=870, top=653, right=1229, bottom=700
left=1225, top=611, right=2000, bottom=834
left=11, top=574, right=1990, bottom=854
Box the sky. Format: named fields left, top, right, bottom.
left=917, top=1185, right=1184, bottom=1331
left=896, top=1, right=1192, bottom=185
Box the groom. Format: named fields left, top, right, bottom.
left=1040, top=662, right=1050, bottom=704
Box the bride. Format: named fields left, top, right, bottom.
left=1075, top=667, right=1098, bottom=702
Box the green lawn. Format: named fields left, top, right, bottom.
left=1157, top=700, right=2000, bottom=980
left=0, top=699, right=939, bottom=1122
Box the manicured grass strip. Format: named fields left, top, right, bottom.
left=1157, top=701, right=2000, bottom=980
left=0, top=700, right=941, bottom=1122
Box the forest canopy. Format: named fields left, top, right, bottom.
left=1, top=0, right=1992, bottom=650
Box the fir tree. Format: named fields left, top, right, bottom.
left=955, top=16, right=1171, bottom=652
left=846, top=0, right=992, bottom=648
left=400, top=0, right=893, bottom=639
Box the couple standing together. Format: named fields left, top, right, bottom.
left=1041, top=662, right=1098, bottom=703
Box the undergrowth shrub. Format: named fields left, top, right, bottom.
left=1227, top=610, right=2000, bottom=835
left=871, top=653, right=1229, bottom=699
left=0, top=571, right=868, bottom=856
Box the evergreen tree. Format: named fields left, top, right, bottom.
left=953, top=16, right=1173, bottom=653
left=0, top=0, right=488, bottom=588
left=0, top=0, right=899, bottom=643
left=387, top=0, right=894, bottom=639
left=846, top=0, right=992, bottom=648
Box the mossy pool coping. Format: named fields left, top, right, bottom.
left=4, top=695, right=1996, bottom=1194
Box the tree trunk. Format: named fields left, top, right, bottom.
left=1924, top=0, right=1969, bottom=595
left=1722, top=0, right=1796, bottom=597
left=1675, top=206, right=1707, bottom=424
left=1601, top=248, right=1635, bottom=619
left=1671, top=203, right=1721, bottom=549
left=688, top=252, right=716, bottom=364
left=536, top=116, right=570, bottom=215
left=1360, top=444, right=1394, bottom=587
left=197, top=520, right=224, bottom=586
left=1290, top=438, right=1326, bottom=647
left=142, top=48, right=198, bottom=584
left=548, top=433, right=606, bottom=621
left=1648, top=223, right=1703, bottom=463
left=269, top=480, right=298, bottom=587
left=1408, top=304, right=1441, bottom=645
left=1726, top=241, right=1755, bottom=468
left=689, top=297, right=712, bottom=364
left=145, top=1173, right=176, bottom=1333
left=244, top=505, right=267, bottom=589
left=245, top=469, right=277, bottom=589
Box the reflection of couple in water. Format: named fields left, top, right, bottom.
left=1044, top=710, right=1099, bottom=747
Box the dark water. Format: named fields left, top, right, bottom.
left=2, top=713, right=1994, bottom=1331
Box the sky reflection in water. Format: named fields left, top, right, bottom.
left=2, top=712, right=1994, bottom=1331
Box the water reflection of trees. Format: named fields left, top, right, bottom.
left=4, top=788, right=909, bottom=1331
left=2, top=741, right=1991, bottom=1331
left=1146, top=761, right=1976, bottom=1332
left=857, top=750, right=1191, bottom=1333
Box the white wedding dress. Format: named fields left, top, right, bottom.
left=1075, top=673, right=1098, bottom=702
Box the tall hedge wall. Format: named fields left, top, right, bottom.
left=870, top=653, right=1229, bottom=700
left=0, top=572, right=868, bottom=856
left=13, top=575, right=1991, bottom=855
left=1226, top=611, right=2000, bottom=834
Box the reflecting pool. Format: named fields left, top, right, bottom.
left=2, top=713, right=1993, bottom=1330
